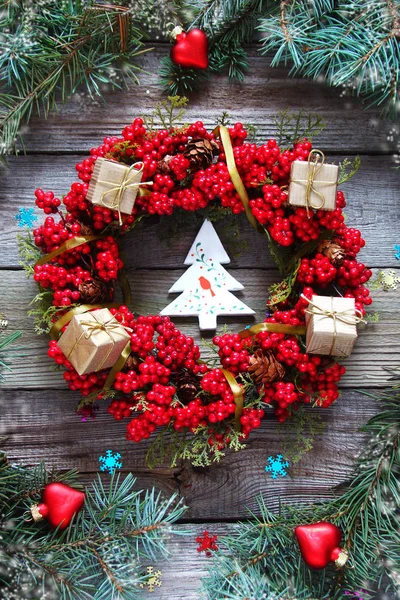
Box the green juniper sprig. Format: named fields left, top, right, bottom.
left=201, top=386, right=400, bottom=599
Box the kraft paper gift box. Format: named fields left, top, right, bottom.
left=58, top=308, right=130, bottom=376
left=86, top=158, right=143, bottom=217
left=289, top=154, right=338, bottom=211
left=305, top=295, right=358, bottom=357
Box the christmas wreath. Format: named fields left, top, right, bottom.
left=20, top=97, right=372, bottom=466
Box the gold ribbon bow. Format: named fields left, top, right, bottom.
left=98, top=161, right=153, bottom=225
left=302, top=294, right=366, bottom=355
left=66, top=312, right=132, bottom=373
left=291, top=149, right=337, bottom=217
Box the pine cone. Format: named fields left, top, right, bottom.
left=183, top=138, right=219, bottom=169
left=248, top=350, right=285, bottom=385
left=175, top=370, right=200, bottom=403
left=157, top=154, right=174, bottom=174
left=317, top=240, right=346, bottom=266
left=79, top=278, right=112, bottom=304
left=125, top=354, right=140, bottom=372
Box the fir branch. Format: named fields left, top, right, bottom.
left=0, top=3, right=150, bottom=155
left=159, top=56, right=210, bottom=96
left=1, top=455, right=187, bottom=600
left=259, top=0, right=400, bottom=117
left=202, top=386, right=400, bottom=599
left=0, top=330, right=23, bottom=381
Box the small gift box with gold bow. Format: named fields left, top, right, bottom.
left=289, top=150, right=338, bottom=212
left=58, top=308, right=131, bottom=376
left=304, top=295, right=363, bottom=357
left=87, top=158, right=145, bottom=223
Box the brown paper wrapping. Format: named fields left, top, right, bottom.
left=289, top=159, right=338, bottom=211
left=305, top=295, right=358, bottom=357
left=58, top=308, right=130, bottom=376
left=86, top=158, right=143, bottom=216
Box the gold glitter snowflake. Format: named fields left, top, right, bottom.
left=375, top=270, right=400, bottom=291
left=140, top=566, right=162, bottom=592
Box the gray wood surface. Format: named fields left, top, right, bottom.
left=1, top=42, right=399, bottom=599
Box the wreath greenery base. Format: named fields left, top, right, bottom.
left=19, top=98, right=372, bottom=467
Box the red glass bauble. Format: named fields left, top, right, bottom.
left=171, top=29, right=208, bottom=69
left=295, top=522, right=347, bottom=569
left=31, top=482, right=85, bottom=529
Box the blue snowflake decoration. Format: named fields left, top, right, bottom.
left=98, top=450, right=122, bottom=474
left=394, top=245, right=400, bottom=260
left=265, top=454, right=289, bottom=479
left=15, top=207, right=38, bottom=228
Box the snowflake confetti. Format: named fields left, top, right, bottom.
left=374, top=270, right=400, bottom=291
left=77, top=403, right=99, bottom=422
left=265, top=454, right=289, bottom=479
left=140, top=566, right=162, bottom=592
left=196, top=531, right=219, bottom=556
left=98, top=450, right=122, bottom=474
left=344, top=589, right=368, bottom=600
left=394, top=245, right=400, bottom=260
left=15, top=207, right=38, bottom=228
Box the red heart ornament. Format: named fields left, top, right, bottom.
left=171, top=29, right=209, bottom=70
left=31, top=482, right=85, bottom=529
left=295, top=522, right=347, bottom=569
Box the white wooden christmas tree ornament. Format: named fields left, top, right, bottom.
left=160, top=219, right=255, bottom=330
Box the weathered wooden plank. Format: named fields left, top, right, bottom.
left=15, top=46, right=396, bottom=155
left=2, top=154, right=400, bottom=269
left=0, top=269, right=397, bottom=392
left=0, top=388, right=379, bottom=520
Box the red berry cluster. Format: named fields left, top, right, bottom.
left=28, top=113, right=371, bottom=459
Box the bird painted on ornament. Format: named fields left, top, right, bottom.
left=170, top=26, right=209, bottom=69
left=199, top=276, right=216, bottom=297
left=295, top=522, right=349, bottom=570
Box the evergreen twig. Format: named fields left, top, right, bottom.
left=0, top=454, right=187, bottom=600
left=169, top=0, right=400, bottom=116
left=201, top=386, right=400, bottom=599
left=0, top=2, right=151, bottom=157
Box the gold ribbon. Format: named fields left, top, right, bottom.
left=98, top=162, right=153, bottom=225
left=239, top=322, right=306, bottom=338
left=35, top=235, right=103, bottom=267
left=221, top=368, right=244, bottom=432
left=65, top=312, right=132, bottom=373
left=291, top=149, right=337, bottom=217
left=104, top=340, right=132, bottom=389
left=214, top=126, right=260, bottom=231
left=302, top=294, right=366, bottom=355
